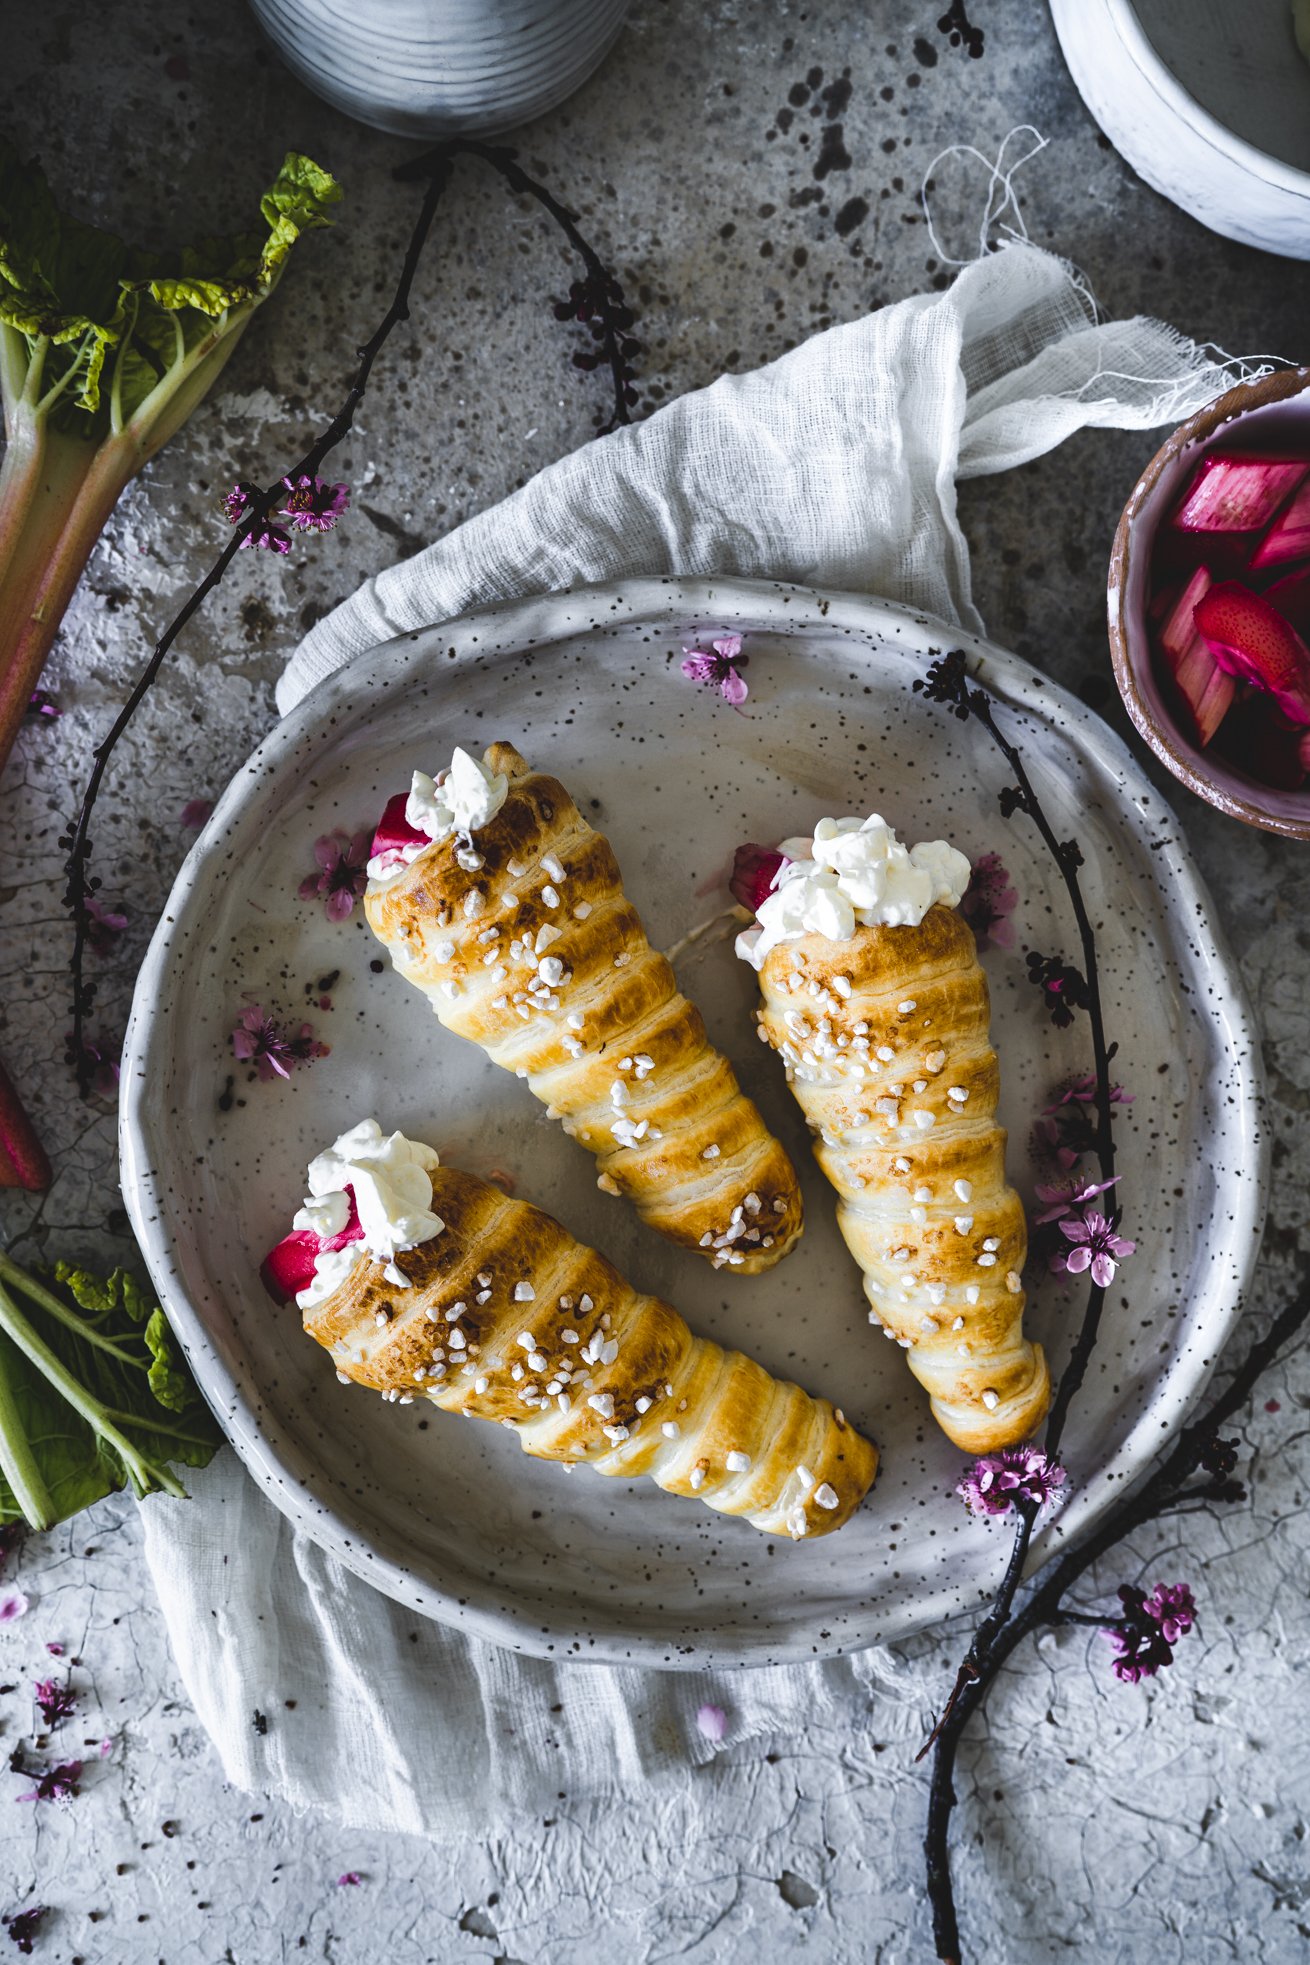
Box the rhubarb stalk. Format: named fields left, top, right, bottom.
left=0, top=141, right=341, bottom=782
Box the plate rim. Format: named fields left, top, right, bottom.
left=120, top=573, right=1269, bottom=1668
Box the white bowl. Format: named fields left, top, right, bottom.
left=1051, top=0, right=1310, bottom=258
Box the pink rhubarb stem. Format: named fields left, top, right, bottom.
left=0, top=1053, right=51, bottom=1192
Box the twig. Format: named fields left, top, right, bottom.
left=397, top=139, right=638, bottom=434
left=914, top=648, right=1301, bottom=1961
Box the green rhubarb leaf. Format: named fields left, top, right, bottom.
left=144, top=1307, right=192, bottom=1414
left=0, top=1258, right=219, bottom=1528
left=0, top=141, right=341, bottom=434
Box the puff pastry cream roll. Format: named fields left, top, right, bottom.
left=363, top=742, right=803, bottom=1275
left=737, top=816, right=1050, bottom=1455
left=263, top=1121, right=876, bottom=1541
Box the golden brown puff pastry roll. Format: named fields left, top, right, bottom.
left=266, top=1121, right=876, bottom=1541
left=737, top=816, right=1050, bottom=1455
left=363, top=742, right=803, bottom=1275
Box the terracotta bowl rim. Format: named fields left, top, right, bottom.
left=1107, top=363, right=1310, bottom=840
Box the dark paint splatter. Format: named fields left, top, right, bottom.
left=938, top=1, right=985, bottom=57
left=913, top=36, right=939, bottom=67
left=814, top=125, right=852, bottom=179
left=834, top=196, right=870, bottom=237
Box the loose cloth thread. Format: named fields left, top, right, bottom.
left=143, top=238, right=1246, bottom=1838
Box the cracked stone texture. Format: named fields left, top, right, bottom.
left=2, top=0, right=1309, bottom=1959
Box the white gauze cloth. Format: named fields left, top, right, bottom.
left=142, top=240, right=1244, bottom=1838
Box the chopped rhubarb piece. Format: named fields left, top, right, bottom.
left=1159, top=567, right=1212, bottom=671
left=1168, top=624, right=1235, bottom=747
left=1250, top=477, right=1310, bottom=571
left=1147, top=580, right=1178, bottom=624
left=1194, top=581, right=1310, bottom=726
left=1172, top=453, right=1308, bottom=533
left=729, top=844, right=792, bottom=914
left=260, top=1187, right=363, bottom=1304
left=0, top=1056, right=51, bottom=1192
left=1191, top=665, right=1236, bottom=746
left=371, top=792, right=429, bottom=862
left=1267, top=566, right=1310, bottom=640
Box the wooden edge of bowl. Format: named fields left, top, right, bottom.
left=1108, top=365, right=1310, bottom=840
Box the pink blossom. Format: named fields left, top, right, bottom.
left=86, top=895, right=128, bottom=956
left=33, top=1679, right=75, bottom=1728
left=16, top=1758, right=82, bottom=1804
left=299, top=829, right=371, bottom=922
left=958, top=1446, right=1065, bottom=1518
left=1054, top=1211, right=1135, bottom=1289
left=25, top=690, right=60, bottom=719
left=1036, top=1073, right=1133, bottom=1171
left=1145, top=1582, right=1196, bottom=1645
left=66, top=1033, right=120, bottom=1098
left=179, top=798, right=214, bottom=830
left=240, top=521, right=292, bottom=555
left=43, top=1643, right=64, bottom=1658
left=681, top=635, right=749, bottom=708
left=0, top=1588, right=29, bottom=1624
left=223, top=481, right=259, bottom=526
left=336, top=1872, right=364, bottom=1887
left=231, top=1006, right=329, bottom=1082
left=281, top=474, right=350, bottom=533
left=695, top=1703, right=728, bottom=1742
left=960, top=851, right=1018, bottom=951
left=1032, top=1175, right=1118, bottom=1227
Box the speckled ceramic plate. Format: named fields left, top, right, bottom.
left=119, top=576, right=1267, bottom=1668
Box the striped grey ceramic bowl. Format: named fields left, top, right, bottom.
left=248, top=0, right=632, bottom=138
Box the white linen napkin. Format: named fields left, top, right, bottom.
left=142, top=239, right=1243, bottom=1837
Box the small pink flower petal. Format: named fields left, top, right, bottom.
left=720, top=669, right=749, bottom=707
left=1063, top=1244, right=1093, bottom=1275
left=179, top=799, right=214, bottom=830
left=696, top=1703, right=728, bottom=1742
left=45, top=1643, right=64, bottom=1657
left=713, top=635, right=743, bottom=662
left=314, top=835, right=342, bottom=871
left=0, top=1588, right=30, bottom=1623
left=325, top=888, right=356, bottom=923
left=298, top=874, right=323, bottom=900
left=336, top=1872, right=364, bottom=1887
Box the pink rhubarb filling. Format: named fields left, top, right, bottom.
left=261, top=1185, right=364, bottom=1305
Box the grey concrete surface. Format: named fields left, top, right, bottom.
left=1, top=1, right=1309, bottom=1958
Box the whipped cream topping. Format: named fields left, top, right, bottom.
left=736, top=814, right=970, bottom=970
left=366, top=746, right=509, bottom=881
left=294, top=1118, right=444, bottom=1308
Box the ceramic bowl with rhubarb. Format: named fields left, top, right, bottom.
left=1109, top=366, right=1310, bottom=838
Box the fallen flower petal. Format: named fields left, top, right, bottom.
left=232, top=1006, right=328, bottom=1082
left=336, top=1872, right=364, bottom=1887
left=25, top=690, right=60, bottom=719
left=681, top=635, right=750, bottom=709
left=695, top=1703, right=728, bottom=1742
left=43, top=1643, right=63, bottom=1658
left=0, top=1590, right=29, bottom=1624
left=300, top=829, right=371, bottom=921
left=179, top=798, right=214, bottom=830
